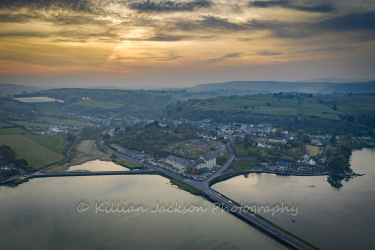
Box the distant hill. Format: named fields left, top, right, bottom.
left=189, top=81, right=375, bottom=95
left=304, top=78, right=375, bottom=83
left=0, top=83, right=44, bottom=96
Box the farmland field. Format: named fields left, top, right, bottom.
left=300, top=100, right=343, bottom=120
left=0, top=134, right=67, bottom=170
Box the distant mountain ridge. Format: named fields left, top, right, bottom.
left=0, top=83, right=44, bottom=96
left=190, top=81, right=375, bottom=94
left=304, top=78, right=375, bottom=83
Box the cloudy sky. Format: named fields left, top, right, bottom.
left=1, top=0, right=375, bottom=87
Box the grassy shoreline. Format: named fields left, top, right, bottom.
left=169, top=179, right=204, bottom=196
left=113, top=158, right=143, bottom=170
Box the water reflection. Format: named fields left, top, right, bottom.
left=212, top=148, right=375, bottom=250
left=327, top=174, right=352, bottom=189
left=0, top=175, right=286, bottom=249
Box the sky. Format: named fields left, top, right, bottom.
left=0, top=0, right=375, bottom=88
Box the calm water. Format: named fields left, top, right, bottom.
left=0, top=169, right=285, bottom=249
left=67, top=160, right=129, bottom=172
left=213, top=148, right=375, bottom=250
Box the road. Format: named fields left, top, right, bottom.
left=102, top=141, right=313, bottom=250
left=0, top=141, right=313, bottom=249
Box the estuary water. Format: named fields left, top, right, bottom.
left=212, top=148, right=375, bottom=250
left=0, top=167, right=285, bottom=249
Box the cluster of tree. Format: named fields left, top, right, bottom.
left=232, top=135, right=307, bottom=162
left=81, top=126, right=105, bottom=140
left=0, top=98, right=37, bottom=122
left=0, top=145, right=28, bottom=168
left=326, top=142, right=352, bottom=174
left=273, top=92, right=313, bottom=99
left=0, top=145, right=16, bottom=163
left=112, top=122, right=201, bottom=159
left=296, top=129, right=311, bottom=143
left=0, top=168, right=19, bottom=180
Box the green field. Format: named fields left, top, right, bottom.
left=0, top=121, right=12, bottom=128
left=40, top=117, right=91, bottom=126
left=0, top=134, right=67, bottom=170
left=75, top=99, right=123, bottom=108
left=195, top=95, right=298, bottom=114
left=11, top=121, right=50, bottom=128
left=306, top=145, right=323, bottom=157
left=231, top=160, right=258, bottom=170
left=335, top=94, right=375, bottom=115
left=114, top=158, right=141, bottom=169
left=0, top=128, right=27, bottom=135
left=301, top=99, right=343, bottom=120
left=33, top=102, right=63, bottom=115
left=251, top=108, right=298, bottom=116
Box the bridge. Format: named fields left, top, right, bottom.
left=1, top=141, right=314, bottom=250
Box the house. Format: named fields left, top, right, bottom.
left=185, top=160, right=197, bottom=174
left=288, top=135, right=296, bottom=141
left=275, top=161, right=291, bottom=171
left=201, top=154, right=216, bottom=169
left=308, top=159, right=316, bottom=166
left=167, top=153, right=217, bottom=173
left=166, top=155, right=187, bottom=170
left=303, top=154, right=311, bottom=161
left=257, top=142, right=272, bottom=149
left=269, top=137, right=287, bottom=144
left=194, top=159, right=206, bottom=169
left=0, top=165, right=15, bottom=171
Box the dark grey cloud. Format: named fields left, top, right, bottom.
left=206, top=53, right=241, bottom=63
left=147, top=34, right=194, bottom=41
left=0, top=0, right=97, bottom=13
left=292, top=4, right=335, bottom=13
left=249, top=0, right=335, bottom=13
left=238, top=38, right=252, bottom=42
left=0, top=13, right=39, bottom=23
left=316, top=11, right=375, bottom=31
left=51, top=38, right=87, bottom=43
left=171, top=16, right=256, bottom=31
left=258, top=50, right=281, bottom=55
left=144, top=33, right=214, bottom=41
left=199, top=16, right=252, bottom=30
left=0, top=29, right=123, bottom=43
left=250, top=0, right=289, bottom=8
left=128, top=0, right=212, bottom=12
left=0, top=31, right=52, bottom=38
left=113, top=52, right=183, bottom=61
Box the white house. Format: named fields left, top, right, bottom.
left=308, top=159, right=316, bottom=166
left=201, top=154, right=216, bottom=169
left=269, top=137, right=287, bottom=144
left=166, top=155, right=187, bottom=171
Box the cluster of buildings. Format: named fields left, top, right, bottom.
left=0, top=165, right=16, bottom=171
left=297, top=154, right=317, bottom=166
left=26, top=124, right=82, bottom=134
left=197, top=132, right=217, bottom=140
left=165, top=154, right=216, bottom=174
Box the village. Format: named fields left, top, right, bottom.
left=17, top=109, right=374, bottom=178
